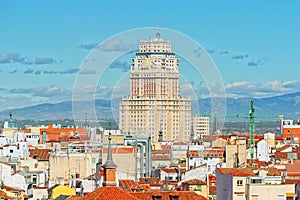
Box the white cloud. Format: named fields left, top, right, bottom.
left=225, top=80, right=300, bottom=98
left=100, top=39, right=137, bottom=52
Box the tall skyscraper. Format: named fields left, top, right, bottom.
left=119, top=33, right=191, bottom=142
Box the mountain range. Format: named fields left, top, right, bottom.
left=1, top=92, right=299, bottom=121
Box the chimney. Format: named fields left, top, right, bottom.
left=102, top=132, right=117, bottom=187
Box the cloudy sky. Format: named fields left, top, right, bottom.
left=1, top=1, right=300, bottom=112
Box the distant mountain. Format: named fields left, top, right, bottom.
left=1, top=92, right=300, bottom=121
left=197, top=92, right=300, bottom=120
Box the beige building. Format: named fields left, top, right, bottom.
left=247, top=178, right=296, bottom=200
left=192, top=115, right=210, bottom=139
left=226, top=137, right=247, bottom=168
left=217, top=168, right=297, bottom=200
left=49, top=152, right=98, bottom=185
left=119, top=33, right=191, bottom=143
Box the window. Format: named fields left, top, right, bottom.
left=250, top=179, right=262, bottom=184
left=33, top=177, right=37, bottom=184
left=195, top=185, right=201, bottom=191
left=277, top=195, right=284, bottom=200
left=237, top=180, right=243, bottom=186
left=236, top=195, right=243, bottom=200
left=152, top=196, right=162, bottom=200
left=169, top=196, right=179, bottom=200
left=92, top=158, right=96, bottom=164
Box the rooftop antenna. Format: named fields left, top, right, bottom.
left=212, top=103, right=218, bottom=134
left=156, top=25, right=161, bottom=38
left=83, top=113, right=89, bottom=128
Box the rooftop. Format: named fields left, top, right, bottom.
left=217, top=168, right=256, bottom=177
left=29, top=148, right=50, bottom=160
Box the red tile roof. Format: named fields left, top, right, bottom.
left=29, top=149, right=50, bottom=160
left=182, top=179, right=206, bottom=185
left=103, top=146, right=134, bottom=154
left=80, top=187, right=137, bottom=200
left=119, top=179, right=136, bottom=191
left=160, top=167, right=186, bottom=174
left=139, top=178, right=163, bottom=186
left=217, top=168, right=256, bottom=177
left=131, top=184, right=151, bottom=191
left=130, top=191, right=207, bottom=200
left=152, top=155, right=171, bottom=160
left=275, top=152, right=288, bottom=160
left=3, top=185, right=24, bottom=192
left=286, top=160, right=300, bottom=176
left=285, top=179, right=300, bottom=184
left=202, top=135, right=218, bottom=142
left=203, top=149, right=224, bottom=157
left=276, top=144, right=291, bottom=152
left=267, top=167, right=281, bottom=176
left=152, top=149, right=171, bottom=154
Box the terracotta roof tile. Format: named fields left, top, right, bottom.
left=286, top=160, right=300, bottom=176
left=152, top=155, right=171, bottom=160
left=152, top=149, right=171, bottom=154
left=182, top=179, right=206, bottom=185
left=3, top=185, right=24, bottom=192
left=267, top=167, right=281, bottom=176
left=276, top=144, right=291, bottom=152
left=29, top=149, right=50, bottom=160
left=130, top=191, right=207, bottom=200
left=81, top=187, right=137, bottom=200
left=160, top=167, right=186, bottom=174
left=217, top=168, right=256, bottom=177
left=285, top=179, right=300, bottom=184
left=139, top=178, right=163, bottom=186
left=119, top=179, right=136, bottom=191
left=131, top=184, right=151, bottom=191
left=202, top=135, right=218, bottom=142
left=103, top=146, right=134, bottom=154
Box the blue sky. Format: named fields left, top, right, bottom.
left=1, top=0, right=300, bottom=112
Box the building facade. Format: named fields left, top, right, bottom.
left=192, top=115, right=210, bottom=139
left=119, top=33, right=191, bottom=142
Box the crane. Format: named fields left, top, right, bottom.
left=200, top=100, right=283, bottom=168
left=249, top=100, right=255, bottom=168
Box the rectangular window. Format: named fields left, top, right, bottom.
left=277, top=195, right=284, bottom=200
left=92, top=158, right=96, bottom=164
left=250, top=179, right=262, bottom=184
left=237, top=180, right=243, bottom=186
left=236, top=195, right=243, bottom=200
left=251, top=195, right=259, bottom=200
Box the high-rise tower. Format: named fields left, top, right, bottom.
left=119, top=33, right=191, bottom=142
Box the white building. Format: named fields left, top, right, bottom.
left=192, top=115, right=210, bottom=139
left=256, top=139, right=270, bottom=162
left=0, top=141, right=29, bottom=158
left=119, top=33, right=191, bottom=143
left=0, top=162, right=33, bottom=198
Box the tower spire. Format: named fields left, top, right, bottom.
left=102, top=132, right=117, bottom=187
